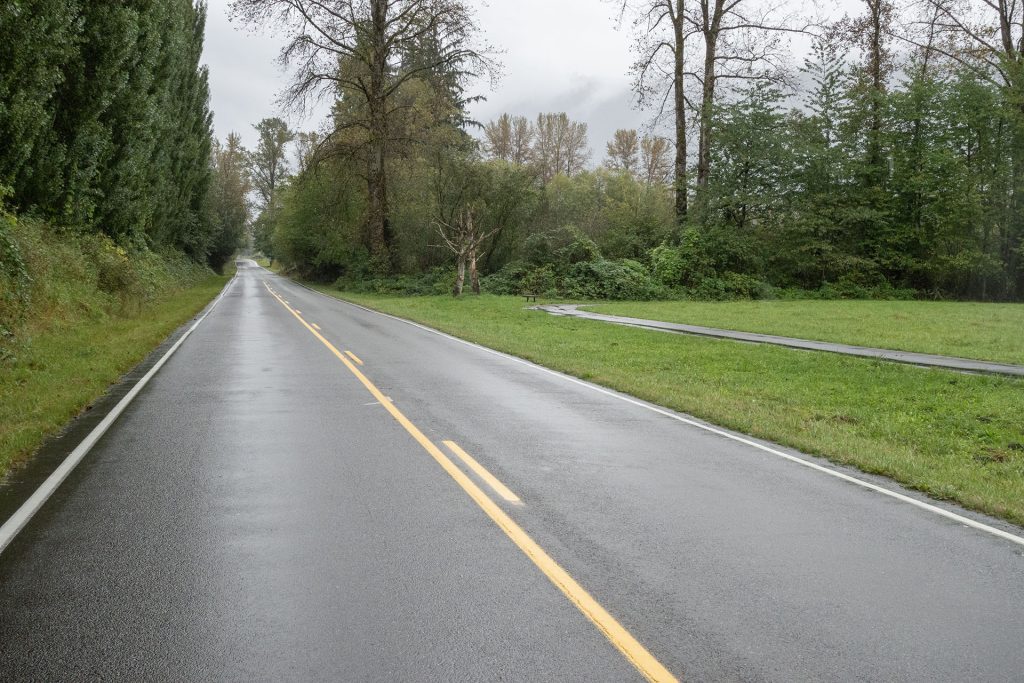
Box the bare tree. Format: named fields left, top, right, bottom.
left=510, top=115, right=534, bottom=164
left=533, top=112, right=590, bottom=182
left=622, top=0, right=689, bottom=221
left=230, top=0, right=496, bottom=274
left=620, top=0, right=806, bottom=219
left=563, top=117, right=591, bottom=175
left=482, top=113, right=535, bottom=165
left=906, top=0, right=1023, bottom=89
left=436, top=206, right=497, bottom=295
left=640, top=134, right=673, bottom=184
left=606, top=128, right=641, bottom=173
left=687, top=0, right=805, bottom=189
left=483, top=113, right=514, bottom=160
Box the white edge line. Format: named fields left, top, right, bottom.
left=0, top=276, right=237, bottom=556
left=270, top=271, right=1024, bottom=549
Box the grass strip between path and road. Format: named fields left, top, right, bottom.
left=0, top=274, right=230, bottom=479
left=316, top=289, right=1024, bottom=528
left=585, top=299, right=1024, bottom=365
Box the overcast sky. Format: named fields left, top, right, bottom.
left=202, top=1, right=843, bottom=160
left=203, top=0, right=650, bottom=159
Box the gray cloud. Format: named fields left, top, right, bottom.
left=203, top=0, right=651, bottom=154
left=202, top=0, right=840, bottom=158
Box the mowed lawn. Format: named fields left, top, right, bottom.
left=0, top=275, right=229, bottom=478
left=320, top=290, right=1024, bottom=527
left=585, top=300, right=1024, bottom=365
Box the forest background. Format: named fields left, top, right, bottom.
left=3, top=0, right=1024, bottom=337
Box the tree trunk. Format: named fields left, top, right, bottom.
left=672, top=0, right=688, bottom=228
left=866, top=0, right=884, bottom=184
left=366, top=147, right=391, bottom=272
left=367, top=0, right=393, bottom=275
left=696, top=2, right=721, bottom=191
left=453, top=255, right=466, bottom=297
left=469, top=247, right=480, bottom=294
left=466, top=209, right=482, bottom=294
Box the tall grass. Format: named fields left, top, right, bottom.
left=0, top=208, right=224, bottom=477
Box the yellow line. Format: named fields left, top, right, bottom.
left=443, top=441, right=521, bottom=504
left=312, top=323, right=321, bottom=331
left=261, top=282, right=677, bottom=683
left=345, top=350, right=364, bottom=366
left=295, top=310, right=302, bottom=314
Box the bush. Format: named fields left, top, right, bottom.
left=484, top=251, right=663, bottom=300
left=482, top=262, right=558, bottom=296
left=523, top=264, right=557, bottom=296
left=336, top=266, right=456, bottom=296
left=0, top=210, right=213, bottom=361
left=480, top=261, right=530, bottom=295
left=561, top=259, right=664, bottom=300
left=648, top=230, right=717, bottom=288
left=555, top=227, right=602, bottom=265
left=688, top=272, right=775, bottom=301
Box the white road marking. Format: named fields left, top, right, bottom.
left=276, top=275, right=1024, bottom=549
left=0, top=278, right=238, bottom=555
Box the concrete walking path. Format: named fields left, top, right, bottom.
left=536, top=304, right=1024, bottom=377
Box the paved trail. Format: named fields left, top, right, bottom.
left=1, top=261, right=1022, bottom=681
left=537, top=303, right=1024, bottom=376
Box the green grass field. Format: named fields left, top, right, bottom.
left=320, top=290, right=1024, bottom=527
left=0, top=275, right=229, bottom=478
left=583, top=300, right=1024, bottom=365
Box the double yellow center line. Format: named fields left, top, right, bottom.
left=263, top=281, right=678, bottom=683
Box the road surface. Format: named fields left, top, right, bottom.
left=537, top=303, right=1024, bottom=376
left=1, top=261, right=1022, bottom=681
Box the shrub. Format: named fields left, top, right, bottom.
left=1, top=208, right=212, bottom=361
left=481, top=262, right=555, bottom=297
left=337, top=266, right=456, bottom=296
left=688, top=272, right=775, bottom=300
left=555, top=227, right=602, bottom=265
left=561, top=259, right=664, bottom=300
left=647, top=229, right=718, bottom=288
left=522, top=264, right=557, bottom=295
left=480, top=261, right=530, bottom=295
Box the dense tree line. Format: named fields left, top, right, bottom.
left=0, top=0, right=241, bottom=269
left=246, top=0, right=1023, bottom=301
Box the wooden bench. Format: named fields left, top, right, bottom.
left=522, top=292, right=538, bottom=302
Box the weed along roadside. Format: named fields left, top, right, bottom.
left=313, top=288, right=1024, bottom=529
left=0, top=270, right=231, bottom=481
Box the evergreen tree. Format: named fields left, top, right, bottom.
left=0, top=0, right=81, bottom=199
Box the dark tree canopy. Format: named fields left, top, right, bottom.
left=0, top=0, right=231, bottom=267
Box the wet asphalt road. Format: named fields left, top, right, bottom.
left=1, top=261, right=1023, bottom=681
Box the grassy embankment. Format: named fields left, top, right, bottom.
left=587, top=300, right=1024, bottom=365
left=0, top=216, right=229, bottom=478
left=315, top=289, right=1024, bottom=527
